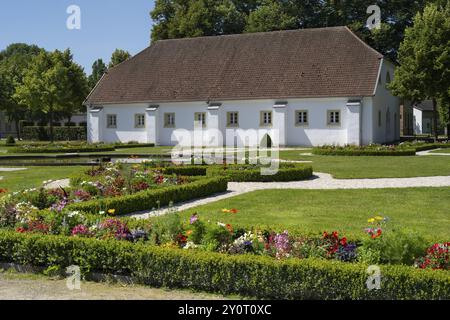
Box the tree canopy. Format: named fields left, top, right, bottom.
left=109, top=49, right=132, bottom=68
left=389, top=1, right=450, bottom=139
left=0, top=43, right=43, bottom=138
left=150, top=0, right=438, bottom=62
left=14, top=49, right=89, bottom=141
left=88, top=58, right=107, bottom=90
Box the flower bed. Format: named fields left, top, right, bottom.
left=8, top=142, right=156, bottom=154
left=0, top=230, right=448, bottom=299
left=0, top=190, right=449, bottom=299
left=312, top=145, right=416, bottom=156
left=206, top=163, right=313, bottom=182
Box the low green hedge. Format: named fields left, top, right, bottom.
left=67, top=177, right=228, bottom=214
left=10, top=144, right=116, bottom=154
left=313, top=148, right=416, bottom=156
left=411, top=143, right=450, bottom=152
left=161, top=166, right=208, bottom=176
left=114, top=143, right=155, bottom=149
left=0, top=231, right=448, bottom=299
left=22, top=126, right=87, bottom=141
left=206, top=164, right=313, bottom=182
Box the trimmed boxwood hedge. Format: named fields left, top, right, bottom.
left=312, top=148, right=417, bottom=156
left=206, top=164, right=313, bottom=182
left=67, top=177, right=228, bottom=214
left=161, top=165, right=208, bottom=176
left=22, top=126, right=87, bottom=141
left=0, top=231, right=448, bottom=300
left=10, top=145, right=116, bottom=154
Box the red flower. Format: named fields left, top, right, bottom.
left=226, top=224, right=233, bottom=233
left=229, top=208, right=238, bottom=214
left=340, top=237, right=347, bottom=246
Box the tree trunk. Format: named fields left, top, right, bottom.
left=432, top=98, right=438, bottom=142
left=448, top=102, right=450, bottom=141
left=14, top=118, right=21, bottom=140
left=49, top=106, right=54, bottom=143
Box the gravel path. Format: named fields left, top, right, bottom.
left=129, top=172, right=450, bottom=219
left=0, top=272, right=227, bottom=300
left=0, top=168, right=28, bottom=172
left=417, top=149, right=450, bottom=156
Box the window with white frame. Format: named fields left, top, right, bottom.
left=260, top=111, right=272, bottom=126
left=327, top=110, right=340, bottom=126
left=194, top=112, right=206, bottom=127
left=227, top=112, right=239, bottom=127
left=107, top=114, right=117, bottom=128
left=134, top=114, right=145, bottom=128
left=164, top=113, right=175, bottom=127
left=295, top=110, right=308, bottom=126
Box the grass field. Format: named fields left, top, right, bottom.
left=179, top=188, right=450, bottom=240
left=279, top=151, right=450, bottom=178
left=430, top=148, right=450, bottom=154
left=0, top=166, right=86, bottom=192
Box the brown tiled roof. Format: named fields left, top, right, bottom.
left=85, top=26, right=383, bottom=105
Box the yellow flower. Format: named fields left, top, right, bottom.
left=222, top=209, right=231, bottom=213
left=368, top=218, right=376, bottom=223
left=375, top=216, right=384, bottom=221
left=107, top=209, right=116, bottom=215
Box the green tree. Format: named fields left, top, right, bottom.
left=389, top=1, right=450, bottom=141
left=15, top=49, right=89, bottom=142
left=88, top=58, right=107, bottom=89
left=151, top=0, right=246, bottom=41
left=109, top=49, right=132, bottom=68
left=0, top=43, right=42, bottom=139
left=150, top=0, right=435, bottom=62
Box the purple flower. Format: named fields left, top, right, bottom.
left=190, top=214, right=199, bottom=225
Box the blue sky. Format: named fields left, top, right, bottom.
left=0, top=0, right=156, bottom=74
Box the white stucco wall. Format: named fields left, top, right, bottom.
left=88, top=104, right=149, bottom=143
left=88, top=76, right=400, bottom=147
left=372, top=60, right=400, bottom=144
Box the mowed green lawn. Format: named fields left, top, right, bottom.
left=279, top=151, right=450, bottom=179
left=430, top=148, right=450, bottom=154
left=0, top=166, right=86, bottom=192
left=180, top=188, right=450, bottom=240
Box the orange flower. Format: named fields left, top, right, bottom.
left=229, top=208, right=238, bottom=214
left=186, top=230, right=193, bottom=236
left=226, top=224, right=233, bottom=233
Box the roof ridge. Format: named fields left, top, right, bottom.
left=154, top=26, right=349, bottom=43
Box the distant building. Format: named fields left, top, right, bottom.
left=412, top=101, right=445, bottom=135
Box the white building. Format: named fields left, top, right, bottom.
left=85, top=27, right=400, bottom=147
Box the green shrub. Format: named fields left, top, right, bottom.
left=114, top=143, right=155, bottom=149
left=0, top=230, right=448, bottom=299
left=206, top=164, right=313, bottom=182
left=67, top=177, right=228, bottom=215
left=5, top=135, right=15, bottom=146
left=313, top=145, right=416, bottom=156
left=162, top=166, right=208, bottom=176
left=22, top=126, right=87, bottom=141
left=10, top=143, right=115, bottom=154
left=360, top=228, right=429, bottom=265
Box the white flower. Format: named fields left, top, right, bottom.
left=184, top=241, right=198, bottom=250
left=99, top=211, right=105, bottom=215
